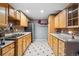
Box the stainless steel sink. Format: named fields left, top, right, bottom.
left=5, top=34, right=24, bottom=40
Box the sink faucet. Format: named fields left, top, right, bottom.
left=72, top=33, right=75, bottom=39
left=68, top=31, right=75, bottom=39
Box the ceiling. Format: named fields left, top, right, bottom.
left=10, top=3, right=68, bottom=19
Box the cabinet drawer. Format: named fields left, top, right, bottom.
left=3, top=49, right=14, bottom=56
left=2, top=43, right=14, bottom=55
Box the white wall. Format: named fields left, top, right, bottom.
left=34, top=23, right=48, bottom=41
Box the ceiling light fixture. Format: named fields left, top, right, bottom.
left=26, top=10, right=29, bottom=13
left=40, top=10, right=44, bottom=13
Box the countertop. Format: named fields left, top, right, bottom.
left=50, top=33, right=79, bottom=42
left=0, top=32, right=31, bottom=48
left=16, top=32, right=31, bottom=39
left=5, top=32, right=31, bottom=39
left=0, top=41, right=14, bottom=48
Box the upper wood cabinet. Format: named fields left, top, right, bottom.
left=8, top=5, right=16, bottom=20
left=16, top=11, right=20, bottom=20
left=0, top=3, right=29, bottom=27
left=55, top=15, right=59, bottom=28
left=0, top=3, right=8, bottom=27
left=20, top=12, right=28, bottom=27
left=55, top=9, right=67, bottom=28
left=59, top=10, right=67, bottom=28
left=48, top=15, right=55, bottom=33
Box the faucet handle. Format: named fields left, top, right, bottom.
left=72, top=33, right=76, bottom=39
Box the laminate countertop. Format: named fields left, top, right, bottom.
left=5, top=32, right=31, bottom=40
left=0, top=32, right=31, bottom=48
left=50, top=33, right=79, bottom=42
left=0, top=41, right=14, bottom=48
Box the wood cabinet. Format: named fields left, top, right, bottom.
left=52, top=35, right=59, bottom=56
left=55, top=15, right=59, bottom=28
left=3, top=49, right=14, bottom=56
left=23, top=34, right=31, bottom=54
left=8, top=4, right=16, bottom=20
left=48, top=34, right=53, bottom=49
left=55, top=9, right=67, bottom=28
left=48, top=15, right=55, bottom=49
left=0, top=3, right=8, bottom=27
left=58, top=40, right=65, bottom=56
left=48, top=15, right=55, bottom=33
left=0, top=3, right=29, bottom=27
left=51, top=35, right=66, bottom=56
left=15, top=33, right=32, bottom=56
left=20, top=12, right=28, bottom=27
left=16, top=38, right=23, bottom=56
left=59, top=10, right=67, bottom=28
left=0, top=42, right=15, bottom=56
left=67, top=3, right=78, bottom=27
left=16, top=11, right=20, bottom=20
left=22, top=36, right=27, bottom=53
left=51, top=35, right=79, bottom=56
left=27, top=34, right=32, bottom=46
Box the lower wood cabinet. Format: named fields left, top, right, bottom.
left=3, top=49, right=14, bottom=56
left=52, top=36, right=59, bottom=56
left=58, top=40, right=65, bottom=56
left=27, top=34, right=31, bottom=46
left=22, top=36, right=27, bottom=53
left=15, top=33, right=32, bottom=56
left=0, top=42, right=15, bottom=56
left=48, top=34, right=53, bottom=49
left=15, top=38, right=23, bottom=56
left=51, top=35, right=79, bottom=56
left=0, top=33, right=32, bottom=56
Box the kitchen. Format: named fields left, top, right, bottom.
left=0, top=3, right=79, bottom=56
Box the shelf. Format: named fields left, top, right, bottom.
left=68, top=8, right=78, bottom=14
left=67, top=26, right=79, bottom=28
left=68, top=17, right=78, bottom=20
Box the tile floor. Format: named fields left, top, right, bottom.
left=24, top=40, right=53, bottom=56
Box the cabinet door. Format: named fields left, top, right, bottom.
left=59, top=10, right=67, bottom=28
left=28, top=34, right=31, bottom=44
left=48, top=15, right=55, bottom=33
left=20, top=12, right=28, bottom=27
left=9, top=5, right=15, bottom=19
left=48, top=34, right=53, bottom=49
left=59, top=40, right=65, bottom=56
left=55, top=15, right=59, bottom=28
left=52, top=36, right=59, bottom=56
left=0, top=7, right=6, bottom=26
left=16, top=11, right=20, bottom=20
left=22, top=36, right=26, bottom=53
left=17, top=38, right=23, bottom=56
